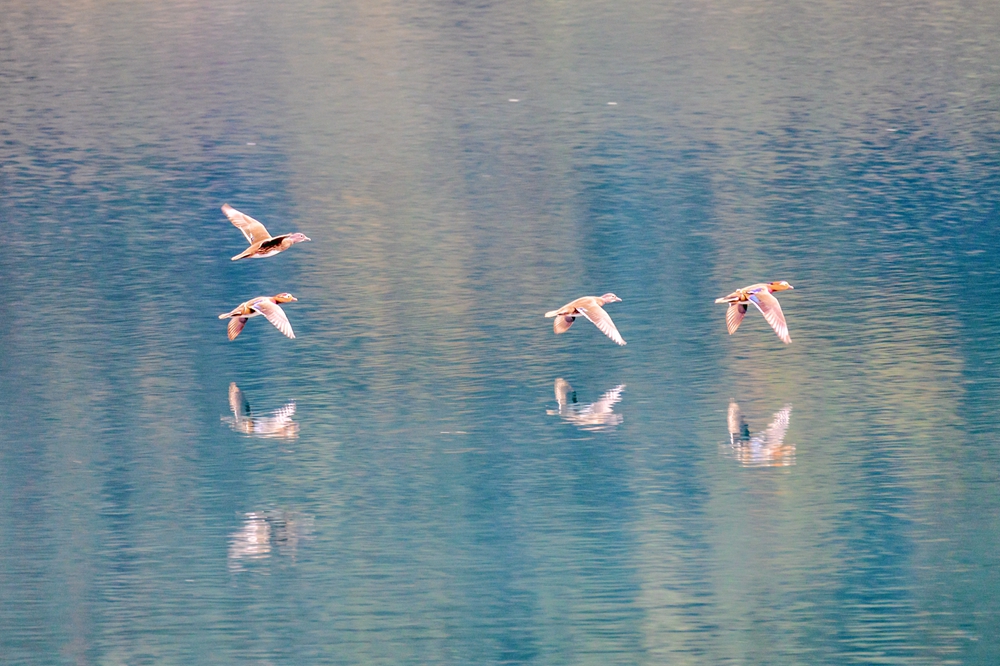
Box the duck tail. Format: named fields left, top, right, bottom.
left=544, top=309, right=560, bottom=318
left=231, top=246, right=256, bottom=261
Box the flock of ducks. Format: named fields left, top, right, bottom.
left=217, top=205, right=798, bottom=345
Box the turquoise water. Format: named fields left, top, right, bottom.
left=3, top=0, right=1000, bottom=663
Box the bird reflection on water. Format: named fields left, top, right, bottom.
left=221, top=382, right=299, bottom=439
left=724, top=401, right=794, bottom=467
left=228, top=510, right=314, bottom=571
left=547, top=378, right=626, bottom=432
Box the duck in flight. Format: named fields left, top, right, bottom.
left=219, top=293, right=298, bottom=340
left=715, top=281, right=794, bottom=344
left=222, top=204, right=311, bottom=260
left=545, top=293, right=625, bottom=345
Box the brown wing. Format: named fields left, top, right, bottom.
left=726, top=303, right=748, bottom=335
left=575, top=303, right=626, bottom=345
left=553, top=315, right=575, bottom=334
left=227, top=317, right=247, bottom=341
left=222, top=204, right=272, bottom=243
left=252, top=300, right=295, bottom=339
left=749, top=290, right=791, bottom=343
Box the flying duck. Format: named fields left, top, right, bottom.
left=545, top=293, right=625, bottom=345
left=219, top=293, right=297, bottom=340
left=222, top=204, right=311, bottom=260
left=715, top=281, right=794, bottom=343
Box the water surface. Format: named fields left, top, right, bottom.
left=3, top=0, right=1000, bottom=663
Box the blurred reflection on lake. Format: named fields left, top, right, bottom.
left=228, top=511, right=314, bottom=573
left=222, top=383, right=299, bottom=440
left=547, top=378, right=626, bottom=432
left=723, top=401, right=795, bottom=467
left=2, top=0, right=1000, bottom=663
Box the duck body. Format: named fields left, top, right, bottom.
left=715, top=281, right=794, bottom=343
left=219, top=293, right=298, bottom=340
left=545, top=293, right=625, bottom=345
left=222, top=204, right=311, bottom=261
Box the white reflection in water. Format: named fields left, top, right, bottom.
left=547, top=378, right=626, bottom=432
left=221, top=382, right=299, bottom=439
left=723, top=401, right=794, bottom=467
left=228, top=511, right=314, bottom=572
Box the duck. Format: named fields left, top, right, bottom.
left=222, top=204, right=311, bottom=260
left=219, top=293, right=297, bottom=340
left=715, top=281, right=794, bottom=343
left=545, top=293, right=625, bottom=345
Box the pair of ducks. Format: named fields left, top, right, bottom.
left=547, top=280, right=794, bottom=345
left=217, top=205, right=796, bottom=345
left=218, top=204, right=310, bottom=340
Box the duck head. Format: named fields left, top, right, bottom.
left=287, top=232, right=311, bottom=244
left=273, top=293, right=298, bottom=303
left=599, top=293, right=622, bottom=304
left=768, top=281, right=794, bottom=292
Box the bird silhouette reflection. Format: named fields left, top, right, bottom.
left=228, top=510, right=314, bottom=571
left=221, top=382, right=299, bottom=439
left=724, top=401, right=794, bottom=467
left=547, top=378, right=626, bottom=431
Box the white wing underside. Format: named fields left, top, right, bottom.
left=576, top=304, right=626, bottom=346
left=749, top=291, right=790, bottom=344
left=251, top=301, right=295, bottom=339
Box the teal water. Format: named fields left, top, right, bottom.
left=3, top=0, right=1000, bottom=663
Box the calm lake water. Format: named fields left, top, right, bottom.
left=3, top=0, right=1000, bottom=663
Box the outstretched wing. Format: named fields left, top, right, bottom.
left=222, top=204, right=271, bottom=243
left=252, top=300, right=295, bottom=339
left=749, top=290, right=791, bottom=343
left=576, top=303, right=626, bottom=346
left=726, top=303, right=748, bottom=335
left=227, top=317, right=247, bottom=341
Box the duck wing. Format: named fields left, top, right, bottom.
left=726, top=302, right=748, bottom=335
left=252, top=300, right=295, bottom=339
left=748, top=290, right=791, bottom=343
left=222, top=204, right=272, bottom=243
left=553, top=315, right=575, bottom=334
left=227, top=316, right=248, bottom=341
left=575, top=303, right=626, bottom=345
